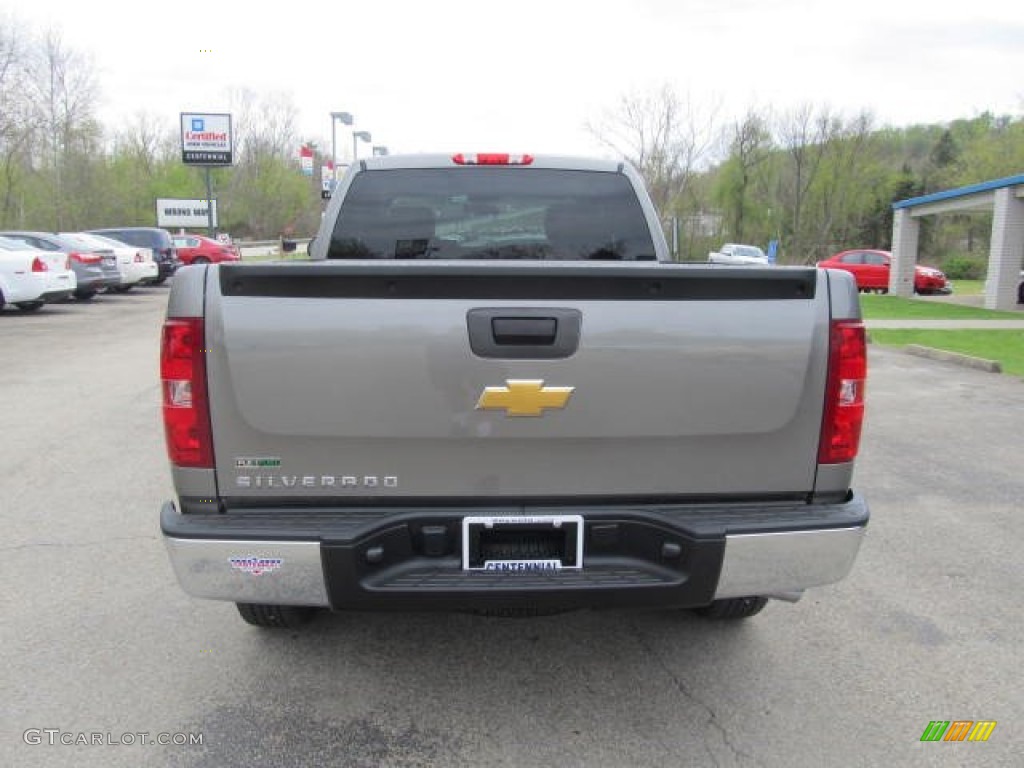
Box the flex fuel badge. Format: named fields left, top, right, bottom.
left=234, top=457, right=281, bottom=469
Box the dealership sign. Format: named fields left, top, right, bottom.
left=156, top=198, right=218, bottom=228
left=299, top=145, right=314, bottom=176
left=180, top=112, right=233, bottom=166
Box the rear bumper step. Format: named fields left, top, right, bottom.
left=161, top=495, right=868, bottom=611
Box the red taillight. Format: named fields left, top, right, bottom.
left=161, top=318, right=214, bottom=468
left=452, top=153, right=534, bottom=166
left=818, top=320, right=867, bottom=464
left=31, top=256, right=48, bottom=272
left=69, top=251, right=102, bottom=264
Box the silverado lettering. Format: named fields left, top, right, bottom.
left=234, top=475, right=398, bottom=489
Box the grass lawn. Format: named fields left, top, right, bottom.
left=951, top=279, right=984, bottom=295
left=859, top=294, right=1022, bottom=320
left=861, top=291, right=1023, bottom=377
left=870, top=330, right=1024, bottom=377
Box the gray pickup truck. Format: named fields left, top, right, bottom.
left=160, top=153, right=869, bottom=628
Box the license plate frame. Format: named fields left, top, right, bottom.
left=461, top=514, right=584, bottom=572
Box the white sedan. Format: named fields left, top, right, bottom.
left=0, top=236, right=77, bottom=311
left=63, top=232, right=158, bottom=290
left=708, top=243, right=771, bottom=266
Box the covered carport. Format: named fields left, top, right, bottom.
left=890, top=174, right=1024, bottom=309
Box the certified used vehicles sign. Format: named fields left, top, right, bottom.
left=180, top=112, right=233, bottom=166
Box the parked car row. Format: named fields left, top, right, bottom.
left=0, top=227, right=184, bottom=312
left=88, top=227, right=183, bottom=283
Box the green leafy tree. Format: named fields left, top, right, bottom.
left=713, top=109, right=773, bottom=245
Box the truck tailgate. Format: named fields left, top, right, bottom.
left=206, top=262, right=829, bottom=501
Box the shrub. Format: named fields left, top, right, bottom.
left=941, top=255, right=986, bottom=280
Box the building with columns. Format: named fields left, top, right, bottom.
left=891, top=175, right=1024, bottom=310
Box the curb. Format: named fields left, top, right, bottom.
left=901, top=344, right=1002, bottom=373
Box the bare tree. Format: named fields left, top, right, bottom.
left=775, top=104, right=832, bottom=262
left=0, top=17, right=34, bottom=225
left=811, top=110, right=875, bottom=259
left=24, top=28, right=100, bottom=230
left=113, top=112, right=169, bottom=174
left=587, top=85, right=719, bottom=218
left=108, top=112, right=177, bottom=223
left=222, top=89, right=308, bottom=237
left=229, top=87, right=298, bottom=162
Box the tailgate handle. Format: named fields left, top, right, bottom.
left=467, top=308, right=581, bottom=359
left=492, top=317, right=557, bottom=345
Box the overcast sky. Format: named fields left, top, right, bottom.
left=6, top=0, right=1024, bottom=161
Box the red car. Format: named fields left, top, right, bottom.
left=817, top=249, right=952, bottom=295
left=172, top=234, right=241, bottom=266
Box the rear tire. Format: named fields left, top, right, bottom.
left=193, top=257, right=210, bottom=264
left=692, top=596, right=768, bottom=620
left=236, top=603, right=317, bottom=629
left=16, top=301, right=45, bottom=311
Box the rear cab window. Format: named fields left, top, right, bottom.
left=327, top=168, right=656, bottom=261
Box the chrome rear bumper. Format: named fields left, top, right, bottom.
left=164, top=537, right=328, bottom=606
left=713, top=526, right=865, bottom=600
left=162, top=494, right=868, bottom=610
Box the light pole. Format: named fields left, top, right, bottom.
left=352, top=130, right=372, bottom=162
left=329, top=111, right=353, bottom=185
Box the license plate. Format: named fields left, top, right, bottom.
left=103, top=257, right=115, bottom=266
left=462, top=515, right=583, bottom=571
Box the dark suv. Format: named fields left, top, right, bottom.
left=88, top=227, right=181, bottom=284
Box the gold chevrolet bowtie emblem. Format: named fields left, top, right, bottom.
left=476, top=379, right=575, bottom=417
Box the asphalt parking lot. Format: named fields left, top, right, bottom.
left=1, top=286, right=1021, bottom=767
